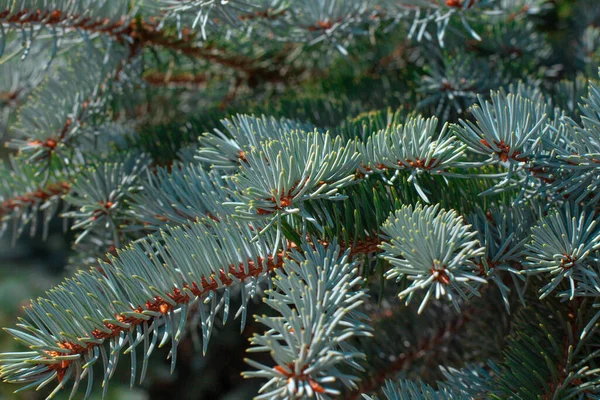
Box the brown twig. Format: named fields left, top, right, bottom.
left=0, top=181, right=70, bottom=219
left=1, top=9, right=301, bottom=83
left=143, top=71, right=207, bottom=87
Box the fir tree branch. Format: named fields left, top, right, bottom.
left=0, top=6, right=133, bottom=48
left=489, top=298, right=600, bottom=399
left=126, top=20, right=306, bottom=85
left=8, top=45, right=132, bottom=156
left=0, top=181, right=70, bottom=219
left=0, top=156, right=71, bottom=243
left=541, top=302, right=577, bottom=400
left=243, top=242, right=372, bottom=399
left=0, top=46, right=134, bottom=242
left=0, top=7, right=302, bottom=84
left=0, top=214, right=385, bottom=398
left=127, top=163, right=231, bottom=231
left=1, top=196, right=517, bottom=398
left=62, top=154, right=151, bottom=247
left=380, top=204, right=486, bottom=313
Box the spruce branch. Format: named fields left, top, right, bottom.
left=0, top=215, right=276, bottom=398
left=3, top=4, right=600, bottom=399
left=523, top=204, right=600, bottom=300
left=467, top=205, right=533, bottom=310
left=490, top=299, right=600, bottom=399
left=0, top=41, right=52, bottom=137
left=61, top=154, right=151, bottom=246
left=0, top=46, right=133, bottom=243
left=127, top=163, right=232, bottom=230
left=348, top=303, right=474, bottom=400
left=302, top=181, right=415, bottom=250
left=229, top=130, right=361, bottom=240
left=0, top=156, right=70, bottom=243
left=303, top=162, right=514, bottom=253
left=243, top=241, right=372, bottom=399
left=7, top=45, right=132, bottom=160
left=454, top=89, right=549, bottom=165
left=417, top=52, right=498, bottom=119
left=196, top=114, right=315, bottom=170
left=128, top=164, right=233, bottom=230
left=379, top=204, right=486, bottom=313
left=362, top=298, right=600, bottom=399
left=157, top=0, right=497, bottom=54
left=452, top=89, right=551, bottom=197
left=0, top=5, right=303, bottom=85
left=353, top=268, right=513, bottom=400
left=529, top=77, right=600, bottom=204
left=474, top=18, right=550, bottom=69
left=0, top=1, right=133, bottom=59
left=0, top=213, right=387, bottom=399
left=360, top=115, right=466, bottom=202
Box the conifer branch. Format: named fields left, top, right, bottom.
left=243, top=242, right=372, bottom=399
left=0, top=157, right=71, bottom=242
left=8, top=45, right=132, bottom=156
left=0, top=45, right=133, bottom=242
left=380, top=204, right=486, bottom=313
left=62, top=154, right=151, bottom=247
left=523, top=204, right=600, bottom=301
left=127, top=163, right=231, bottom=230
left=0, top=7, right=302, bottom=84
left=0, top=213, right=385, bottom=398
left=0, top=216, right=273, bottom=397
left=0, top=6, right=133, bottom=47
left=3, top=4, right=600, bottom=399
left=0, top=181, right=70, bottom=220
left=488, top=299, right=600, bottom=399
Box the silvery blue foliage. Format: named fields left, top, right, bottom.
left=454, top=90, right=549, bottom=165
left=228, top=130, right=361, bottom=245
left=244, top=241, right=371, bottom=399
left=0, top=155, right=69, bottom=243
left=196, top=114, right=316, bottom=169
left=0, top=215, right=276, bottom=398
left=466, top=205, right=533, bottom=309
left=128, top=163, right=232, bottom=230
left=523, top=205, right=600, bottom=300
left=62, top=153, right=151, bottom=245
left=379, top=204, right=486, bottom=313
left=0, top=0, right=133, bottom=59
left=360, top=115, right=466, bottom=202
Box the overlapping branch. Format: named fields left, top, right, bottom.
left=0, top=212, right=384, bottom=398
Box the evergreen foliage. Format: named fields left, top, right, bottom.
left=1, top=0, right=600, bottom=399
